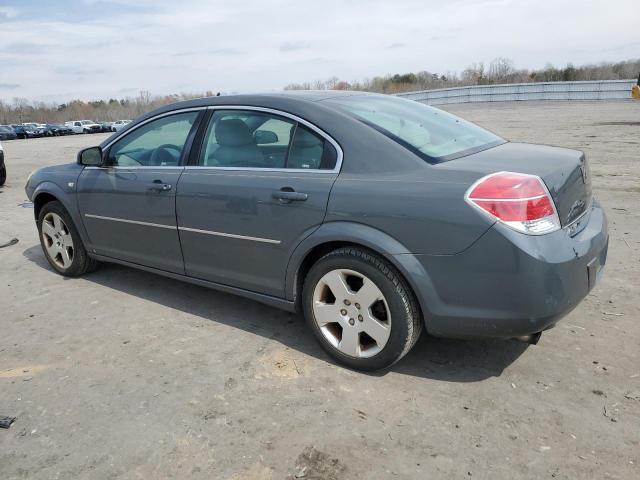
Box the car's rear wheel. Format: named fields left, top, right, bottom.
left=0, top=165, right=6, bottom=186
left=38, top=201, right=99, bottom=276
left=302, top=247, right=422, bottom=371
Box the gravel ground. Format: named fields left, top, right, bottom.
left=1, top=101, right=639, bottom=480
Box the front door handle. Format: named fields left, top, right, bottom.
left=272, top=188, right=308, bottom=203
left=147, top=180, right=172, bottom=192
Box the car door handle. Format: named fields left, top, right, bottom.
left=147, top=181, right=172, bottom=192
left=272, top=188, right=308, bottom=203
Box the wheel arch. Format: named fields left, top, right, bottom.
left=286, top=222, right=437, bottom=325
left=33, top=191, right=59, bottom=220
left=32, top=183, right=91, bottom=248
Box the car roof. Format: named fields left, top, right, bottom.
left=153, top=90, right=375, bottom=112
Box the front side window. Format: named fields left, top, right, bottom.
left=323, top=95, right=504, bottom=162
left=199, top=110, right=337, bottom=170
left=108, top=112, right=198, bottom=167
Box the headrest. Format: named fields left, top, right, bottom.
left=215, top=119, right=254, bottom=146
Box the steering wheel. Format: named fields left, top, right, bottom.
left=149, top=144, right=182, bottom=166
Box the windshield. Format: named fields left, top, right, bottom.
left=81, top=120, right=95, bottom=125
left=323, top=94, right=504, bottom=162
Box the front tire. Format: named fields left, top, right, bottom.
left=302, top=247, right=422, bottom=371
left=37, top=201, right=99, bottom=276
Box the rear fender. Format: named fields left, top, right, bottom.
left=285, top=221, right=440, bottom=323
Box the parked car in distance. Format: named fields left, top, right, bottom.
left=98, top=121, right=114, bottom=133
left=0, top=125, right=18, bottom=140
left=25, top=92, right=609, bottom=371
left=44, top=124, right=73, bottom=136
left=11, top=124, right=42, bottom=139
left=65, top=120, right=102, bottom=134
left=23, top=123, right=48, bottom=136
left=111, top=119, right=131, bottom=132
left=0, top=141, right=5, bottom=185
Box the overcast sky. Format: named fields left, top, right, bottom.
left=0, top=0, right=638, bottom=103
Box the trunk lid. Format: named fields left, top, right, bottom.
left=438, top=142, right=592, bottom=226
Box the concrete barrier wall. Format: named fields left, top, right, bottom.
left=396, top=80, right=636, bottom=105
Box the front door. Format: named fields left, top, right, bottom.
left=77, top=110, right=201, bottom=273
left=176, top=108, right=341, bottom=297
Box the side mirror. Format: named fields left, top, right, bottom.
left=77, top=146, right=103, bottom=166
left=254, top=130, right=278, bottom=145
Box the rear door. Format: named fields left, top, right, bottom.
left=77, top=110, right=202, bottom=273
left=176, top=107, right=341, bottom=297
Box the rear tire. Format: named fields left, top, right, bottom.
left=0, top=165, right=5, bottom=186
left=302, top=247, right=422, bottom=371
left=37, top=201, right=99, bottom=277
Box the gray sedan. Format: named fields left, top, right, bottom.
left=25, top=92, right=608, bottom=370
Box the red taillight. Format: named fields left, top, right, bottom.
left=465, top=172, right=560, bottom=235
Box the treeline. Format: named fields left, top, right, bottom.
left=0, top=90, right=211, bottom=126
left=1, top=58, right=638, bottom=125
left=284, top=58, right=640, bottom=93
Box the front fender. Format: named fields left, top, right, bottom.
left=32, top=181, right=91, bottom=248
left=284, top=221, right=442, bottom=324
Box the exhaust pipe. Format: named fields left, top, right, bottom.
left=513, top=331, right=542, bottom=345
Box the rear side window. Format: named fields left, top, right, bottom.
left=199, top=110, right=337, bottom=170
left=288, top=125, right=336, bottom=170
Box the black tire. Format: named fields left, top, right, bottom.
left=302, top=247, right=422, bottom=371
left=37, top=200, right=99, bottom=277
left=0, top=165, right=5, bottom=186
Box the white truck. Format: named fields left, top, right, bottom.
left=65, top=120, right=101, bottom=134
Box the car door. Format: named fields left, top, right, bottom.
left=77, top=110, right=202, bottom=273
left=176, top=107, right=341, bottom=297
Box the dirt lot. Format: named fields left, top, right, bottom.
left=1, top=101, right=639, bottom=480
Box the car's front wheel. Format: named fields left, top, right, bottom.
left=0, top=164, right=6, bottom=186
left=302, top=247, right=422, bottom=371
left=37, top=201, right=99, bottom=276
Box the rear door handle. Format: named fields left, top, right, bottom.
left=147, top=181, right=172, bottom=192
left=272, top=188, right=308, bottom=203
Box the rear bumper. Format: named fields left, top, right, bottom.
left=405, top=198, right=608, bottom=339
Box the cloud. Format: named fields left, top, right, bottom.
left=280, top=41, right=311, bottom=52
left=0, top=0, right=638, bottom=103
left=0, top=42, right=49, bottom=55
left=0, top=83, right=20, bottom=89
left=0, top=7, right=19, bottom=20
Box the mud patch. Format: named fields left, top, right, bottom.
left=0, top=364, right=50, bottom=378
left=228, top=463, right=273, bottom=480
left=288, top=447, right=346, bottom=480
left=254, top=348, right=309, bottom=379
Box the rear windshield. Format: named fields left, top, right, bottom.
left=323, top=95, right=504, bottom=162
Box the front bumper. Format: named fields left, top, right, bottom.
left=407, top=199, right=608, bottom=339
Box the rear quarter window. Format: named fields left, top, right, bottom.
left=323, top=95, right=504, bottom=163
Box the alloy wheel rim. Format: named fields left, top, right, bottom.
left=312, top=269, right=391, bottom=358
left=42, top=212, right=74, bottom=269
